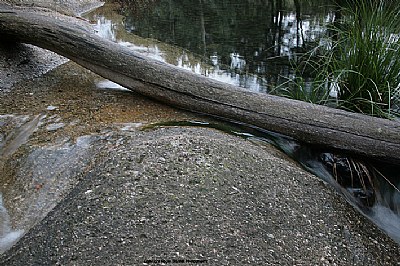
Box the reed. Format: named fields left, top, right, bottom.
left=273, top=0, right=400, bottom=118
left=330, top=0, right=400, bottom=117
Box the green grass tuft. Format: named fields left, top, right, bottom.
left=273, top=0, right=400, bottom=118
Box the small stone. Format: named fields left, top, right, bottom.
left=267, top=234, right=275, bottom=239
left=46, top=105, right=58, bottom=111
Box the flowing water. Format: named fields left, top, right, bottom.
left=0, top=193, right=24, bottom=254
left=0, top=114, right=103, bottom=254
left=84, top=0, right=400, bottom=244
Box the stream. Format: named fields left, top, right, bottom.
left=0, top=0, right=399, bottom=256
left=84, top=0, right=400, bottom=244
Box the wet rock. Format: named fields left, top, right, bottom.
left=2, top=0, right=104, bottom=16
left=0, top=43, right=68, bottom=91
left=0, top=128, right=399, bottom=265
left=0, top=3, right=398, bottom=263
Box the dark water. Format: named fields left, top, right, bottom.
left=87, top=0, right=336, bottom=92
left=86, top=1, right=400, bottom=244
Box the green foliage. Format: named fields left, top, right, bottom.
left=269, top=75, right=331, bottom=105
left=274, top=0, right=400, bottom=118
left=329, top=0, right=400, bottom=117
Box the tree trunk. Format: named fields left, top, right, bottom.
left=1, top=4, right=399, bottom=163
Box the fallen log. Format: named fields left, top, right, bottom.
left=0, top=4, right=399, bottom=163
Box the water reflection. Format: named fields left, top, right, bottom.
left=86, top=0, right=335, bottom=92
left=95, top=17, right=116, bottom=42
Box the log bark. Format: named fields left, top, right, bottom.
left=1, top=4, right=399, bottom=163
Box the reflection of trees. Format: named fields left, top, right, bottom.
left=199, top=0, right=206, bottom=55
left=113, top=0, right=158, bottom=18
left=294, top=0, right=303, bottom=48
left=115, top=0, right=333, bottom=83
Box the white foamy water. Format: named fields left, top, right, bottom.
left=0, top=194, right=24, bottom=254
left=371, top=205, right=400, bottom=244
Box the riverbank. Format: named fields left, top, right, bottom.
left=0, top=1, right=399, bottom=264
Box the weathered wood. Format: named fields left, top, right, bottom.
left=1, top=4, right=399, bottom=163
